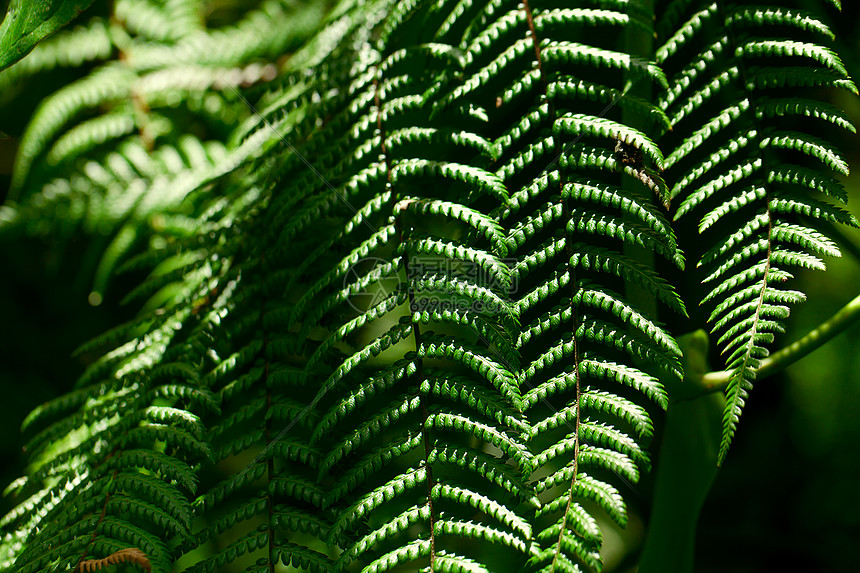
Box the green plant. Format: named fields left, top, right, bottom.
left=1, top=1, right=858, bottom=572
left=0, top=0, right=328, bottom=303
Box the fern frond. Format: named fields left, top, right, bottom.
left=324, top=433, right=424, bottom=506
left=5, top=0, right=856, bottom=571
left=273, top=541, right=334, bottom=572
left=756, top=97, right=855, bottom=132
left=10, top=65, right=136, bottom=194
left=726, top=6, right=835, bottom=40
left=78, top=547, right=152, bottom=573
left=658, top=0, right=855, bottom=462
left=0, top=18, right=112, bottom=96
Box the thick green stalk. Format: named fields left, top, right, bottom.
left=639, top=290, right=860, bottom=570
left=638, top=330, right=722, bottom=573
left=639, top=292, right=860, bottom=570
left=696, top=291, right=860, bottom=395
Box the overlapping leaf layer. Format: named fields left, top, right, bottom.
left=0, top=0, right=853, bottom=572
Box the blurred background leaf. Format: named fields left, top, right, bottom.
left=0, top=0, right=331, bottom=522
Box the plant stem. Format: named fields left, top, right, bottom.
left=696, top=291, right=860, bottom=394
left=639, top=330, right=720, bottom=573
left=637, top=390, right=723, bottom=573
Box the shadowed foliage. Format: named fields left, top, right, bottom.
left=0, top=1, right=855, bottom=572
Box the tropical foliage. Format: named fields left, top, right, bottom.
left=0, top=0, right=856, bottom=572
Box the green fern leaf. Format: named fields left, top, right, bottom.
left=3, top=1, right=857, bottom=571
